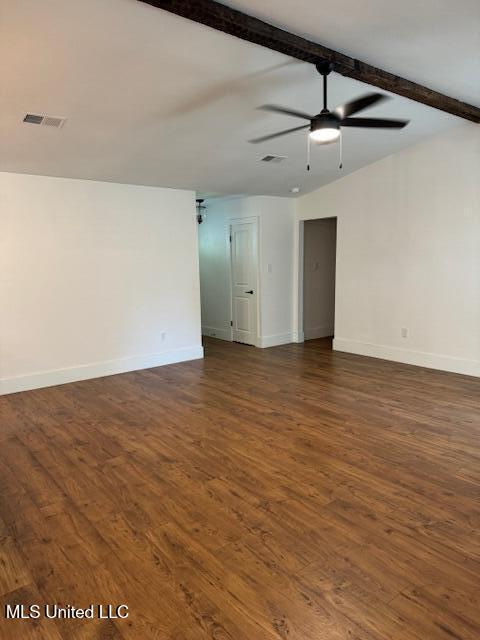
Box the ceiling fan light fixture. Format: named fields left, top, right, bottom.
left=309, top=125, right=340, bottom=144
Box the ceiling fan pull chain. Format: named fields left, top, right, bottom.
left=339, top=129, right=343, bottom=170
left=307, top=134, right=311, bottom=171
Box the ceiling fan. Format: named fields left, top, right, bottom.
left=249, top=61, right=409, bottom=160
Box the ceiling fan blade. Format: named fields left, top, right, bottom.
left=334, top=93, right=389, bottom=118
left=249, top=124, right=310, bottom=144
left=341, top=117, right=409, bottom=129
left=258, top=104, right=314, bottom=121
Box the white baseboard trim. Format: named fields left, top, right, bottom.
left=292, top=331, right=305, bottom=343
left=304, top=325, right=334, bottom=340
left=0, top=345, right=204, bottom=396
left=201, top=325, right=232, bottom=341
left=333, top=338, right=480, bottom=378
left=258, top=333, right=294, bottom=348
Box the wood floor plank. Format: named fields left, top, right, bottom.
left=0, top=523, right=33, bottom=596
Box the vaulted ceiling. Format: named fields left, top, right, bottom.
left=225, top=0, right=480, bottom=106
left=1, top=0, right=477, bottom=196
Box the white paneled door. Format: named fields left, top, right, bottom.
left=230, top=221, right=258, bottom=346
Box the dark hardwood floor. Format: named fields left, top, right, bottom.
left=0, top=337, right=479, bottom=640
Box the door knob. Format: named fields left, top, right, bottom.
left=245, top=290, right=254, bottom=294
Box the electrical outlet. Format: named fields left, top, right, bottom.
left=401, top=327, right=409, bottom=338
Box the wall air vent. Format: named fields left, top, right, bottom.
left=23, top=114, right=67, bottom=128
left=261, top=154, right=287, bottom=163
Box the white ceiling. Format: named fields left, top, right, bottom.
left=0, top=0, right=476, bottom=197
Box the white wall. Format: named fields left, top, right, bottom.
left=198, top=195, right=296, bottom=347
left=0, top=172, right=203, bottom=395
left=303, top=218, right=337, bottom=340
left=297, top=123, right=480, bottom=377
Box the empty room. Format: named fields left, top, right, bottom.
left=1, top=1, right=479, bottom=639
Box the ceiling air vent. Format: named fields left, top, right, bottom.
left=23, top=114, right=67, bottom=128
left=261, top=154, right=287, bottom=163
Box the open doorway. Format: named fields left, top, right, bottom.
left=302, top=218, right=337, bottom=344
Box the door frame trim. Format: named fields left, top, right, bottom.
left=226, top=216, right=260, bottom=347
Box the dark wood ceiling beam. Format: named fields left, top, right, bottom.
left=138, top=0, right=480, bottom=123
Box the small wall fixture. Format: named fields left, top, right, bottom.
left=196, top=199, right=207, bottom=224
